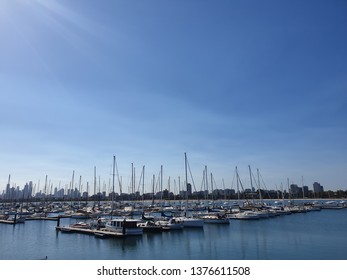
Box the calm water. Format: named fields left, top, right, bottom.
left=1, top=209, right=346, bottom=260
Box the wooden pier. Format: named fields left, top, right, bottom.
left=56, top=226, right=127, bottom=238
left=0, top=219, right=16, bottom=224
left=25, top=217, right=59, bottom=221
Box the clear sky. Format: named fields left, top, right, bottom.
left=1, top=0, right=346, bottom=195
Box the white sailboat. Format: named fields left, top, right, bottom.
left=175, top=153, right=204, bottom=228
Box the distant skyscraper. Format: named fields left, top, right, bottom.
left=187, top=183, right=192, bottom=196
left=5, top=183, right=10, bottom=199
left=290, top=184, right=300, bottom=195
left=313, top=182, right=324, bottom=193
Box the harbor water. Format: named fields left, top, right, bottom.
left=1, top=207, right=346, bottom=260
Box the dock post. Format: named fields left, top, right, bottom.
left=122, top=218, right=126, bottom=235
left=14, top=214, right=17, bottom=224
left=56, top=217, right=61, bottom=229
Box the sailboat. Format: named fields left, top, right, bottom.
left=97, top=156, right=143, bottom=236
left=200, top=171, right=229, bottom=224
left=174, top=153, right=204, bottom=228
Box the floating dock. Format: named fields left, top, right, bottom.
left=25, top=217, right=59, bottom=221
left=0, top=219, right=16, bottom=224
left=56, top=226, right=127, bottom=238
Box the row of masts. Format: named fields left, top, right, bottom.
left=3, top=154, right=306, bottom=203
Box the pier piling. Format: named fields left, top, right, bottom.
left=56, top=217, right=61, bottom=229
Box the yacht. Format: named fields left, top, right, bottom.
left=104, top=218, right=143, bottom=235
left=202, top=214, right=229, bottom=224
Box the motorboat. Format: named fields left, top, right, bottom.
left=137, top=220, right=163, bottom=232
left=202, top=214, right=229, bottom=224
left=174, top=216, right=204, bottom=227
left=104, top=218, right=143, bottom=235
left=155, top=218, right=184, bottom=230
left=70, top=222, right=91, bottom=229
left=228, top=211, right=260, bottom=220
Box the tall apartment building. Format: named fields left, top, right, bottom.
left=313, top=182, right=324, bottom=193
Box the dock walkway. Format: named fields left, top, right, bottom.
left=25, top=217, right=59, bottom=221
left=56, top=226, right=126, bottom=238
left=0, top=219, right=16, bottom=224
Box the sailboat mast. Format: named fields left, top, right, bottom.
left=111, top=155, right=115, bottom=218
left=160, top=165, right=163, bottom=202
left=131, top=163, right=134, bottom=199
left=78, top=175, right=82, bottom=207
left=184, top=153, right=188, bottom=212
left=257, top=168, right=263, bottom=204
left=86, top=182, right=89, bottom=204
left=248, top=165, right=253, bottom=191
left=248, top=165, right=254, bottom=205
left=93, top=167, right=96, bottom=207
left=142, top=165, right=145, bottom=212
left=151, top=174, right=155, bottom=206
left=205, top=166, right=209, bottom=200
left=287, top=178, right=291, bottom=203
left=44, top=175, right=48, bottom=207
left=70, top=171, right=74, bottom=207
left=210, top=172, right=214, bottom=202
left=236, top=166, right=240, bottom=203
left=222, top=178, right=226, bottom=200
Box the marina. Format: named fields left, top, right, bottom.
left=0, top=199, right=346, bottom=260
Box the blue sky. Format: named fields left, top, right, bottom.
left=1, top=0, right=346, bottom=194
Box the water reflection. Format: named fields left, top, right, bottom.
left=1, top=209, right=347, bottom=260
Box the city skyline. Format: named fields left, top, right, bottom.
left=1, top=177, right=339, bottom=201
left=1, top=0, right=347, bottom=192
left=0, top=169, right=341, bottom=199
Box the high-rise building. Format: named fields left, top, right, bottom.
left=313, top=182, right=324, bottom=193
left=290, top=184, right=300, bottom=195
left=187, top=183, right=192, bottom=196
left=5, top=183, right=10, bottom=199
